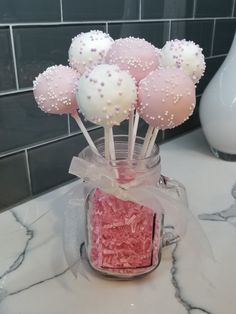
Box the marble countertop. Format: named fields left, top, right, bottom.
left=1, top=129, right=236, bottom=314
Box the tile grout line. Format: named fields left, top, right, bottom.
left=0, top=87, right=33, bottom=97
left=210, top=19, right=216, bottom=56
left=139, top=0, right=142, bottom=20
left=24, top=149, right=33, bottom=195
left=232, top=0, right=236, bottom=17
left=0, top=125, right=102, bottom=159
left=59, top=0, right=64, bottom=22
left=168, top=20, right=171, bottom=40
left=206, top=53, right=227, bottom=59
left=9, top=25, right=19, bottom=90
left=192, top=0, right=197, bottom=18
left=0, top=16, right=234, bottom=28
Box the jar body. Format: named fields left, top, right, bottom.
left=74, top=135, right=183, bottom=279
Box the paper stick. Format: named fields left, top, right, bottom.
left=139, top=125, right=154, bottom=159
left=130, top=111, right=140, bottom=160
left=145, top=128, right=159, bottom=157
left=108, top=127, right=116, bottom=161
left=71, top=112, right=98, bottom=153
left=128, top=110, right=134, bottom=160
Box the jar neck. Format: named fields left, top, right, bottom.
left=79, top=135, right=161, bottom=186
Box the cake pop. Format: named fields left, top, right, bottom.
left=160, top=39, right=205, bottom=84
left=106, top=37, right=159, bottom=159
left=137, top=68, right=196, bottom=130
left=33, top=65, right=97, bottom=151
left=137, top=68, right=196, bottom=158
left=33, top=65, right=80, bottom=115
left=105, top=37, right=160, bottom=82
left=69, top=30, right=114, bottom=74
left=76, top=64, right=137, bottom=128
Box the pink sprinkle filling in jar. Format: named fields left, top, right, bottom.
left=87, top=188, right=163, bottom=277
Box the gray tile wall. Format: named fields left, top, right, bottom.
left=0, top=0, right=235, bottom=211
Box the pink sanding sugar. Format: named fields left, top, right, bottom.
left=87, top=188, right=162, bottom=275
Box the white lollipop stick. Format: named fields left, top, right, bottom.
left=108, top=127, right=116, bottom=161
left=108, top=127, right=119, bottom=179
left=130, top=111, right=140, bottom=159
left=71, top=112, right=98, bottom=153
left=145, top=128, right=159, bottom=157
left=139, top=125, right=154, bottom=159
left=128, top=110, right=134, bottom=159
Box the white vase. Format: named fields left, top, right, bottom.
left=199, top=32, right=236, bottom=161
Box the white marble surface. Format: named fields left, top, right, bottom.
left=1, top=129, right=236, bottom=314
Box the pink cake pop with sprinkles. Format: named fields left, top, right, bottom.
left=105, top=37, right=160, bottom=82
left=33, top=64, right=97, bottom=151
left=137, top=68, right=196, bottom=158
left=69, top=30, right=114, bottom=74
left=137, top=68, right=196, bottom=130
left=160, top=39, right=205, bottom=84
left=106, top=37, right=160, bottom=159
left=33, top=65, right=80, bottom=115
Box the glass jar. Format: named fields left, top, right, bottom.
left=79, top=135, right=166, bottom=279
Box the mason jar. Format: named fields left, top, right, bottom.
left=78, top=135, right=165, bottom=279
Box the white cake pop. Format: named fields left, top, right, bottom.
left=33, top=65, right=80, bottom=115
left=76, top=64, right=137, bottom=127
left=160, top=39, right=205, bottom=84
left=69, top=30, right=114, bottom=74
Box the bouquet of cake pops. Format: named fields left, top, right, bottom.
left=33, top=30, right=206, bottom=278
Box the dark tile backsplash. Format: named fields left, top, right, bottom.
left=0, top=152, right=30, bottom=211
left=0, top=92, right=68, bottom=153
left=213, top=19, right=236, bottom=55
left=63, top=0, right=139, bottom=21
left=196, top=55, right=226, bottom=95
left=141, top=0, right=194, bottom=19
left=0, top=27, right=16, bottom=92
left=195, top=0, right=234, bottom=17
left=108, top=21, right=170, bottom=47
left=0, top=0, right=61, bottom=23
left=14, top=24, right=106, bottom=88
left=0, top=0, right=235, bottom=211
left=29, top=127, right=103, bottom=195
left=170, top=20, right=214, bottom=57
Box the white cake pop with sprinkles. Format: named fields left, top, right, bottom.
left=33, top=65, right=80, bottom=115
left=106, top=37, right=160, bottom=82
left=69, top=30, right=114, bottom=74
left=137, top=68, right=196, bottom=129
left=76, top=64, right=137, bottom=127
left=160, top=39, right=205, bottom=84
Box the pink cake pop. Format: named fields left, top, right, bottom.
left=160, top=39, right=205, bottom=84
left=33, top=65, right=80, bottom=115
left=33, top=65, right=98, bottom=151
left=69, top=30, right=114, bottom=75
left=137, top=68, right=196, bottom=130
left=105, top=37, right=160, bottom=82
